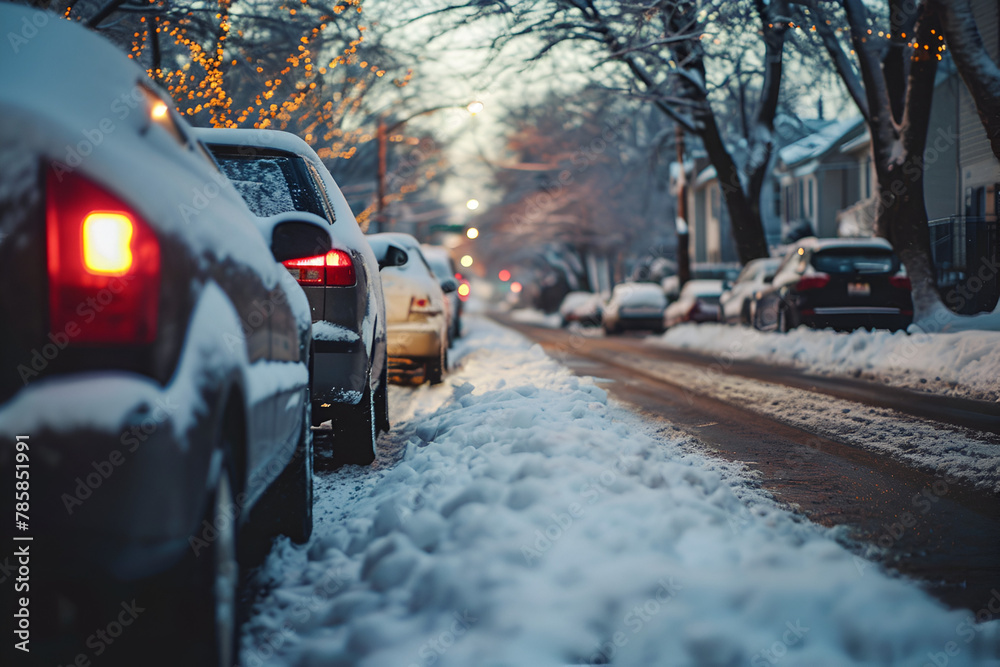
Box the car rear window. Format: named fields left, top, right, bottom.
left=213, top=153, right=327, bottom=219
left=811, top=249, right=897, bottom=274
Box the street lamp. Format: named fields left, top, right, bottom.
left=466, top=227, right=479, bottom=240
left=466, top=198, right=480, bottom=211
left=375, top=102, right=482, bottom=232
left=460, top=254, right=474, bottom=268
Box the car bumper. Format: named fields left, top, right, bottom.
left=800, top=307, right=912, bottom=331
left=617, top=316, right=665, bottom=331
left=312, top=336, right=368, bottom=405
left=0, top=373, right=215, bottom=584
left=386, top=322, right=443, bottom=359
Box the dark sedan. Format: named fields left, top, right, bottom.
left=753, top=237, right=913, bottom=332
left=0, top=7, right=323, bottom=665
left=197, top=128, right=390, bottom=466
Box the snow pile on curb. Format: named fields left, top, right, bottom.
left=653, top=323, right=1000, bottom=402
left=242, top=318, right=1000, bottom=667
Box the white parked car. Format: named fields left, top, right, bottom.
left=663, top=279, right=725, bottom=329
left=369, top=233, right=456, bottom=384
left=602, top=283, right=668, bottom=334
left=559, top=291, right=603, bottom=327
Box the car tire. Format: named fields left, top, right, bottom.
left=375, top=364, right=390, bottom=435
left=777, top=305, right=789, bottom=333
left=332, top=383, right=377, bottom=466
left=182, top=458, right=239, bottom=667
left=740, top=301, right=752, bottom=327
left=267, top=397, right=313, bottom=544
left=427, top=344, right=447, bottom=385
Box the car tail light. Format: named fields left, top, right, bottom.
left=46, top=166, right=160, bottom=344
left=795, top=273, right=830, bottom=291
left=409, top=296, right=440, bottom=315
left=282, top=249, right=356, bottom=286
left=889, top=275, right=911, bottom=290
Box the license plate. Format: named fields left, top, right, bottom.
left=848, top=282, right=870, bottom=296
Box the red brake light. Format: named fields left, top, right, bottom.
left=889, top=275, right=911, bottom=290
left=282, top=249, right=356, bottom=286
left=46, top=166, right=160, bottom=344
left=796, top=273, right=830, bottom=291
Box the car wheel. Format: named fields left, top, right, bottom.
left=427, top=344, right=447, bottom=385
left=266, top=396, right=313, bottom=543
left=375, top=364, right=390, bottom=435
left=332, top=383, right=377, bottom=466
left=183, top=459, right=239, bottom=667
left=777, top=305, right=789, bottom=333
left=740, top=301, right=752, bottom=327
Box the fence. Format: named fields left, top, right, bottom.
left=928, top=216, right=999, bottom=314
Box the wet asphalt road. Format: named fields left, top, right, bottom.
left=495, top=316, right=1000, bottom=614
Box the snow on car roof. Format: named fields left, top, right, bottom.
left=680, top=279, right=725, bottom=297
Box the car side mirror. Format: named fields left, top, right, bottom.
left=269, top=218, right=332, bottom=263
left=440, top=278, right=458, bottom=294
left=378, top=245, right=408, bottom=270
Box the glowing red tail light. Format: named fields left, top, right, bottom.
left=795, top=273, right=830, bottom=291
left=282, top=249, right=355, bottom=286
left=46, top=166, right=160, bottom=344
left=889, top=275, right=911, bottom=290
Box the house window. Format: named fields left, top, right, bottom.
left=798, top=180, right=804, bottom=218
left=774, top=182, right=782, bottom=218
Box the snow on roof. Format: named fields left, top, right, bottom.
left=777, top=116, right=864, bottom=168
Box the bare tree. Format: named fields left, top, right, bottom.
left=803, top=0, right=946, bottom=320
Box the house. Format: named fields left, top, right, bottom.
left=773, top=117, right=866, bottom=240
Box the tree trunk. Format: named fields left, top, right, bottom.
left=932, top=0, right=1000, bottom=160
left=884, top=4, right=944, bottom=322
left=700, top=113, right=770, bottom=263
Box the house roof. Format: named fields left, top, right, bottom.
left=777, top=116, right=864, bottom=168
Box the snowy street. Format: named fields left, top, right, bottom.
left=241, top=316, right=1000, bottom=667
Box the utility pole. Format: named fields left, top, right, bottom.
left=375, top=117, right=387, bottom=233
left=675, top=124, right=691, bottom=287
left=373, top=102, right=483, bottom=234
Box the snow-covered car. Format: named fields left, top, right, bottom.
left=663, top=279, right=725, bottom=328
left=197, top=127, right=389, bottom=465
left=602, top=283, right=668, bottom=334
left=369, top=233, right=455, bottom=384
left=0, top=6, right=322, bottom=664
left=719, top=257, right=782, bottom=325
left=558, top=291, right=603, bottom=327
left=421, top=244, right=462, bottom=345
left=753, top=237, right=913, bottom=332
